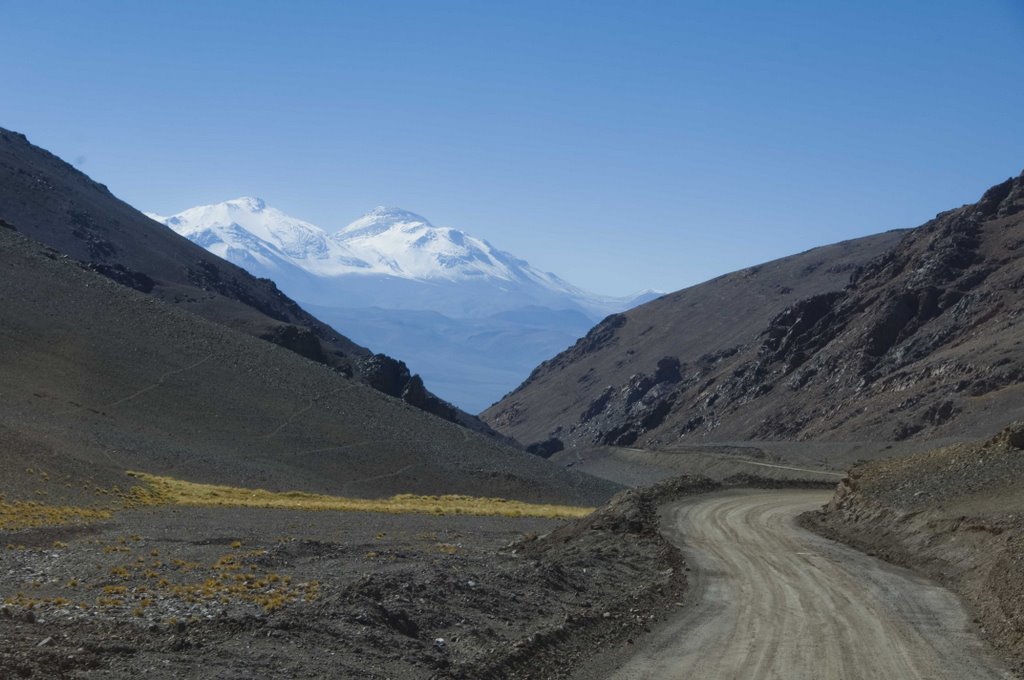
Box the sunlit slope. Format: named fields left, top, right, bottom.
left=486, top=172, right=1024, bottom=448
left=484, top=229, right=907, bottom=446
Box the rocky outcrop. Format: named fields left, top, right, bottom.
left=524, top=437, right=565, bottom=458
left=260, top=325, right=329, bottom=364
left=573, top=356, right=687, bottom=447
left=83, top=263, right=155, bottom=294
left=357, top=354, right=463, bottom=425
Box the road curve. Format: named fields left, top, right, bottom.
left=582, top=489, right=1014, bottom=680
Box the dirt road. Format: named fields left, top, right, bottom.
left=575, top=489, right=1014, bottom=680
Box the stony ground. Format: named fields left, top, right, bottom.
left=802, top=423, right=1024, bottom=675
left=0, top=478, right=720, bottom=679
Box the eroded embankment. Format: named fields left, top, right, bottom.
left=461, top=475, right=720, bottom=679
left=474, top=474, right=835, bottom=678
left=802, top=424, right=1024, bottom=676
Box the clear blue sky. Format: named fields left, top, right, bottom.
left=3, top=1, right=1023, bottom=296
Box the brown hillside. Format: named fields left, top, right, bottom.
left=484, top=172, right=1024, bottom=448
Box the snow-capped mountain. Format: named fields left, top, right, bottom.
left=147, top=198, right=660, bottom=410
left=147, top=197, right=370, bottom=278
left=147, top=198, right=654, bottom=318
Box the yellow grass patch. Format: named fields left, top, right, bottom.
left=0, top=498, right=111, bottom=531
left=127, top=472, right=593, bottom=519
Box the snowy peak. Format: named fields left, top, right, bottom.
left=330, top=207, right=524, bottom=283
left=157, top=196, right=304, bottom=241
left=151, top=198, right=650, bottom=319
left=225, top=196, right=266, bottom=211
left=151, top=197, right=369, bottom=274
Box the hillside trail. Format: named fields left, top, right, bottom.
left=573, top=489, right=1014, bottom=680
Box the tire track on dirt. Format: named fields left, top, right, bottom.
left=577, top=489, right=1013, bottom=680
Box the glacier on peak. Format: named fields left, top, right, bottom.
left=226, top=196, right=267, bottom=211
left=339, top=205, right=432, bottom=231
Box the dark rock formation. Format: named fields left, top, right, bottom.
left=525, top=438, right=565, bottom=458
left=83, top=263, right=155, bottom=293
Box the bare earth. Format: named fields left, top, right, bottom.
left=574, top=489, right=1014, bottom=680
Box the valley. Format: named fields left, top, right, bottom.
left=148, top=199, right=656, bottom=411
left=1, top=124, right=1021, bottom=679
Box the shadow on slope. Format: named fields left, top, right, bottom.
left=0, top=127, right=489, bottom=434
left=0, top=227, right=619, bottom=507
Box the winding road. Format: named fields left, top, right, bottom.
left=581, top=489, right=1013, bottom=680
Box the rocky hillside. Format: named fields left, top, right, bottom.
left=484, top=172, right=1024, bottom=449
left=0, top=128, right=483, bottom=432
left=0, top=224, right=618, bottom=505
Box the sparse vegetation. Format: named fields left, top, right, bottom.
left=128, top=471, right=594, bottom=519
left=4, top=541, right=317, bottom=620
left=0, top=498, right=111, bottom=530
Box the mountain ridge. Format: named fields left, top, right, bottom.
left=0, top=222, right=617, bottom=504
left=483, top=172, right=1024, bottom=449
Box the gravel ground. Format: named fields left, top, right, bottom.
left=0, top=479, right=717, bottom=679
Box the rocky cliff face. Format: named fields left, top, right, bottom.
left=484, top=172, right=1024, bottom=448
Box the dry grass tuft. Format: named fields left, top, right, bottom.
left=127, top=472, right=593, bottom=519
left=0, top=499, right=111, bottom=530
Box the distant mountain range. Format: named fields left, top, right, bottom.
left=484, top=172, right=1024, bottom=449
left=148, top=199, right=658, bottom=411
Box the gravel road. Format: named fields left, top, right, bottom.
left=576, top=489, right=1014, bottom=680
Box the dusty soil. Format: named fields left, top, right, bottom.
left=803, top=423, right=1024, bottom=675
left=0, top=478, right=721, bottom=679
left=573, top=490, right=1014, bottom=679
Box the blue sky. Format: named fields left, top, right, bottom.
left=3, top=1, right=1023, bottom=296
